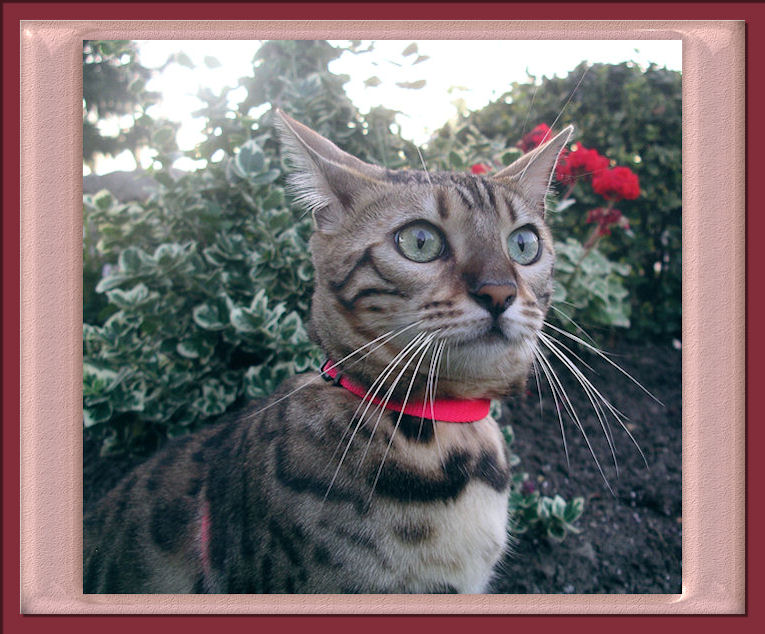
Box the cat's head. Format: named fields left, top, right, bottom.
left=276, top=110, right=571, bottom=400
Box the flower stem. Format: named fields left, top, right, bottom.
left=565, top=200, right=616, bottom=288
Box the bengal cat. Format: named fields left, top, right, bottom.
left=83, top=110, right=572, bottom=594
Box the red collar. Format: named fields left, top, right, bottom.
left=321, top=360, right=491, bottom=424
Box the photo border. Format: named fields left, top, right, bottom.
left=5, top=0, right=755, bottom=626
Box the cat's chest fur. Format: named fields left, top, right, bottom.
left=293, top=382, right=512, bottom=593
left=365, top=477, right=510, bottom=593
left=247, top=375, right=512, bottom=593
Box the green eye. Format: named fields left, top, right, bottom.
left=507, top=227, right=541, bottom=264
left=395, top=222, right=445, bottom=263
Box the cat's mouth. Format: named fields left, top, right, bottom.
left=432, top=317, right=516, bottom=347
left=477, top=322, right=507, bottom=343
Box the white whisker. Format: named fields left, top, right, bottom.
left=533, top=343, right=615, bottom=494
left=417, top=338, right=441, bottom=443
left=251, top=320, right=424, bottom=422
left=430, top=340, right=447, bottom=470
left=548, top=304, right=600, bottom=348
left=416, top=145, right=434, bottom=188
left=545, top=64, right=590, bottom=143
left=367, top=334, right=437, bottom=503
left=538, top=332, right=619, bottom=475
left=323, top=329, right=428, bottom=500
left=519, top=83, right=539, bottom=141
left=544, top=321, right=662, bottom=406
left=529, top=343, right=569, bottom=471
left=357, top=332, right=438, bottom=474
left=322, top=321, right=425, bottom=468
left=545, top=332, right=648, bottom=468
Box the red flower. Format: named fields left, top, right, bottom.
left=592, top=166, right=640, bottom=201
left=517, top=123, right=552, bottom=153
left=586, top=207, right=630, bottom=236
left=470, top=163, right=491, bottom=175
left=555, top=144, right=610, bottom=185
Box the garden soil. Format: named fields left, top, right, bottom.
left=84, top=339, right=682, bottom=595
left=494, top=339, right=682, bottom=594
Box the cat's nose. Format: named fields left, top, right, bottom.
left=472, top=283, right=517, bottom=317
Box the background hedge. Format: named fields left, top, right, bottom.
left=83, top=41, right=681, bottom=456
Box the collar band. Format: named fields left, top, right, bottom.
left=321, top=360, right=491, bottom=424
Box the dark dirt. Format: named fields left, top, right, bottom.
left=493, top=338, right=682, bottom=594
left=83, top=338, right=682, bottom=595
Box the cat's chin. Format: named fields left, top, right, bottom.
left=432, top=335, right=535, bottom=400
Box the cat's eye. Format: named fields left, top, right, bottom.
left=395, top=221, right=445, bottom=263
left=507, top=227, right=541, bottom=265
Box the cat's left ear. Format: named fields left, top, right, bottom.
left=274, top=109, right=386, bottom=232
left=492, top=125, right=573, bottom=214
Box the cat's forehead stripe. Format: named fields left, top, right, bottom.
left=436, top=189, right=449, bottom=219
left=500, top=191, right=518, bottom=223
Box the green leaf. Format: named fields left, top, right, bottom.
left=547, top=520, right=567, bottom=541
left=152, top=126, right=175, bottom=146
left=501, top=149, right=522, bottom=166
left=279, top=311, right=301, bottom=340
left=551, top=495, right=567, bottom=519
left=92, top=190, right=115, bottom=211
left=83, top=362, right=119, bottom=393
left=552, top=281, right=567, bottom=304
left=234, top=139, right=265, bottom=176
left=84, top=402, right=112, bottom=427
left=296, top=261, right=313, bottom=282
left=176, top=335, right=215, bottom=360
left=128, top=77, right=145, bottom=94
left=114, top=388, right=146, bottom=413
left=173, top=51, right=194, bottom=68
left=402, top=42, right=418, bottom=56
left=117, top=246, right=150, bottom=274
left=448, top=151, right=464, bottom=169
left=564, top=497, right=585, bottom=523
left=249, top=169, right=281, bottom=185
left=243, top=363, right=274, bottom=399
left=105, top=283, right=155, bottom=310
left=396, top=80, right=426, bottom=90
left=261, top=188, right=284, bottom=210
left=230, top=305, right=264, bottom=333
left=192, top=298, right=229, bottom=331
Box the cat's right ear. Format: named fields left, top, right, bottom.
left=274, top=109, right=385, bottom=232
left=492, top=125, right=573, bottom=215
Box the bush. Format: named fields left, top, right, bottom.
left=83, top=40, right=426, bottom=455
left=83, top=44, right=680, bottom=469
left=83, top=141, right=320, bottom=451
left=502, top=426, right=584, bottom=542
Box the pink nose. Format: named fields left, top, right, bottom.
left=473, top=283, right=517, bottom=316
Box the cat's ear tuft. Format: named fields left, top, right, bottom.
left=274, top=109, right=385, bottom=232
left=493, top=125, right=573, bottom=215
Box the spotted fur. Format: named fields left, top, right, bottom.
left=83, top=111, right=571, bottom=594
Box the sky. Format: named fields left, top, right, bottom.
left=90, top=39, right=682, bottom=174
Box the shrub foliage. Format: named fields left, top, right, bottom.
left=84, top=42, right=681, bottom=461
